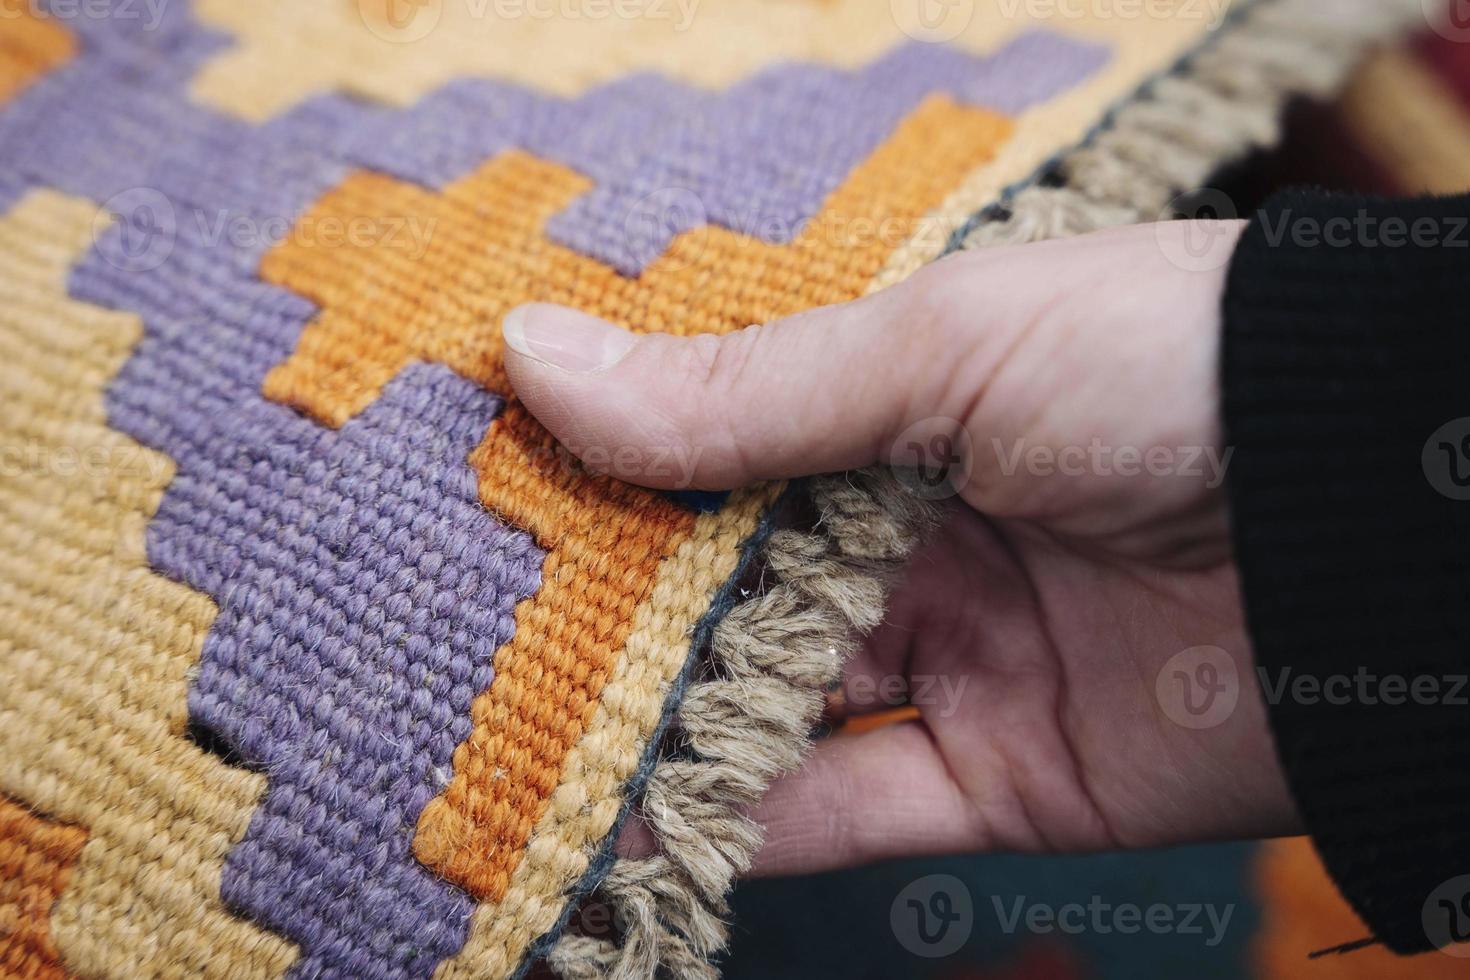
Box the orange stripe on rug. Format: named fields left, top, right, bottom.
left=259, top=95, right=1012, bottom=428
left=0, top=2, right=74, bottom=105
left=0, top=797, right=86, bottom=980
left=412, top=402, right=697, bottom=898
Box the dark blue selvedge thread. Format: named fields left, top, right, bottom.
left=514, top=486, right=792, bottom=980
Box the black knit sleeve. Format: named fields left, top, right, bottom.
left=1223, top=189, right=1470, bottom=955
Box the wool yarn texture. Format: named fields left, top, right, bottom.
left=0, top=0, right=1425, bottom=977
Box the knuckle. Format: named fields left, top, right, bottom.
left=683, top=324, right=763, bottom=394
left=889, top=260, right=967, bottom=354
left=679, top=326, right=763, bottom=423
left=646, top=328, right=768, bottom=485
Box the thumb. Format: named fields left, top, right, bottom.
left=500, top=264, right=973, bottom=491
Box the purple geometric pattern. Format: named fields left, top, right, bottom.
left=544, top=31, right=1108, bottom=273
left=343, top=30, right=1109, bottom=273
left=0, top=2, right=1111, bottom=976
left=0, top=0, right=236, bottom=207
left=64, top=88, right=546, bottom=979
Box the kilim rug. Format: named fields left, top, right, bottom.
left=0, top=1, right=1430, bottom=977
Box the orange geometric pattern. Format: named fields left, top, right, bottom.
left=260, top=95, right=1012, bottom=425
left=0, top=2, right=73, bottom=105
left=258, top=94, right=1014, bottom=899
left=417, top=401, right=698, bottom=899
left=0, top=797, right=86, bottom=980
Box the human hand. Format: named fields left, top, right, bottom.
left=501, top=219, right=1300, bottom=876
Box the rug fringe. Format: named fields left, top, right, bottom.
left=546, top=1, right=1427, bottom=974
left=959, top=0, right=1428, bottom=251
left=546, top=470, right=933, bottom=979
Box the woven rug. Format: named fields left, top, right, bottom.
left=0, top=1, right=1426, bottom=978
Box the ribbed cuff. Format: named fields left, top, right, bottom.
left=1223, top=189, right=1470, bottom=954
